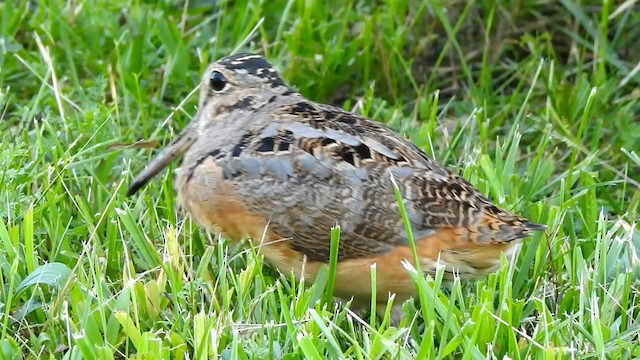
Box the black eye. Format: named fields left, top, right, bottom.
left=210, top=71, right=227, bottom=92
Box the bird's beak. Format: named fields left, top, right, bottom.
left=126, top=121, right=197, bottom=196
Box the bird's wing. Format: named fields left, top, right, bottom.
left=217, top=100, right=542, bottom=261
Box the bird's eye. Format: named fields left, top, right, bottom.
left=210, top=71, right=227, bottom=92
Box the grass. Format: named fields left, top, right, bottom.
left=1, top=0, right=639, bottom=358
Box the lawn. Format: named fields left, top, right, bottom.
left=1, top=0, right=639, bottom=358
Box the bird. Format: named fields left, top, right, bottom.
left=127, top=53, right=545, bottom=320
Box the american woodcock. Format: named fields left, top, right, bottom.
left=127, top=53, right=545, bottom=316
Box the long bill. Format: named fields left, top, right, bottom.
left=127, top=122, right=197, bottom=196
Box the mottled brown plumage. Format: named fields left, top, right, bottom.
left=128, top=53, right=545, bottom=317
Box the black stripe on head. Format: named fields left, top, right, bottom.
left=218, top=53, right=287, bottom=88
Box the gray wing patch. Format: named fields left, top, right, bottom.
left=262, top=157, right=295, bottom=181
left=283, top=122, right=324, bottom=138
left=360, top=136, right=401, bottom=160
left=322, top=128, right=361, bottom=146
left=223, top=156, right=294, bottom=181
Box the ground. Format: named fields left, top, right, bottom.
left=0, top=0, right=639, bottom=359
